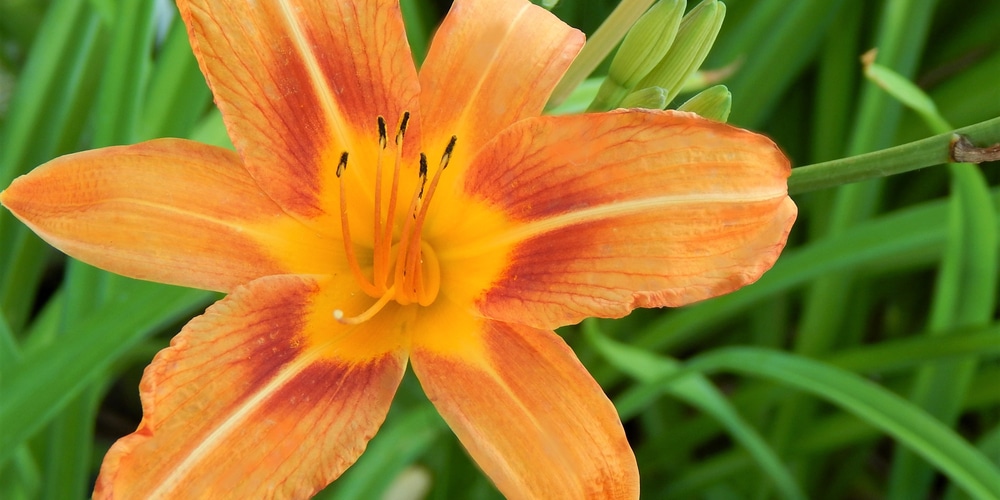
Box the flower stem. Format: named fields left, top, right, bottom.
left=788, top=116, right=1000, bottom=195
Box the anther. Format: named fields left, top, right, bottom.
left=417, top=153, right=429, bottom=200
left=396, top=111, right=410, bottom=145
left=441, top=136, right=457, bottom=169
left=336, top=151, right=349, bottom=177
left=377, top=116, right=387, bottom=149
left=375, top=113, right=407, bottom=289
left=373, top=118, right=387, bottom=283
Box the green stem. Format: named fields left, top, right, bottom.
left=788, top=116, right=1000, bottom=195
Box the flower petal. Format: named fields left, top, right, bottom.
left=418, top=0, right=583, bottom=165
left=410, top=300, right=638, bottom=498
left=94, top=274, right=410, bottom=499
left=455, top=109, right=797, bottom=328
left=0, top=139, right=339, bottom=292
left=178, top=0, right=420, bottom=220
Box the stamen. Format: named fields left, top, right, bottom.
left=336, top=151, right=381, bottom=297
left=375, top=113, right=408, bottom=288
left=392, top=163, right=427, bottom=294
left=397, top=138, right=457, bottom=305
left=338, top=113, right=449, bottom=312
left=372, top=116, right=387, bottom=290
left=391, top=152, right=437, bottom=304
left=333, top=286, right=396, bottom=325
left=403, top=138, right=456, bottom=284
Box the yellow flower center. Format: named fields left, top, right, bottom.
left=333, top=112, right=456, bottom=324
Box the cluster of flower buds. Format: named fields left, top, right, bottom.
left=591, top=0, right=685, bottom=111
left=589, top=0, right=730, bottom=121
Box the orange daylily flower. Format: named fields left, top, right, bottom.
left=1, top=0, right=796, bottom=497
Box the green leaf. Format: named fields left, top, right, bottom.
left=683, top=348, right=1000, bottom=500
left=0, top=282, right=212, bottom=466
left=141, top=12, right=213, bottom=140
left=864, top=60, right=950, bottom=133
left=323, top=405, right=444, bottom=499
left=0, top=0, right=106, bottom=333
left=826, top=323, right=1000, bottom=375
left=91, top=0, right=156, bottom=147
left=0, top=0, right=97, bottom=187
left=546, top=77, right=602, bottom=115
left=0, top=308, right=18, bottom=367
left=709, top=0, right=845, bottom=128
left=38, top=387, right=102, bottom=500
left=583, top=321, right=805, bottom=500
left=0, top=445, right=41, bottom=500
left=857, top=56, right=1000, bottom=500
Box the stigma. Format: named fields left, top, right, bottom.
left=333, top=112, right=456, bottom=324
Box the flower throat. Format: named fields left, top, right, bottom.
left=334, top=112, right=456, bottom=324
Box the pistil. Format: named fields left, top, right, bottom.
left=333, top=285, right=396, bottom=325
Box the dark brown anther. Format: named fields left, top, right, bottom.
left=417, top=153, right=429, bottom=200
left=396, top=111, right=411, bottom=145
left=336, top=151, right=349, bottom=177
left=377, top=116, right=387, bottom=149
left=441, top=136, right=457, bottom=169
left=951, top=134, right=1000, bottom=164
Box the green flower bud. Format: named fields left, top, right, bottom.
left=636, top=0, right=726, bottom=106
left=677, top=84, right=731, bottom=121
left=610, top=0, right=686, bottom=89
left=620, top=86, right=669, bottom=109
left=587, top=0, right=685, bottom=111
left=548, top=0, right=657, bottom=109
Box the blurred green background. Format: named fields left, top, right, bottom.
left=1, top=0, right=998, bottom=498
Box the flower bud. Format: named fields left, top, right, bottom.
left=677, top=84, right=731, bottom=121
left=620, top=86, right=668, bottom=109
left=610, top=0, right=686, bottom=89
left=548, top=0, right=657, bottom=109
left=636, top=0, right=726, bottom=106
left=588, top=0, right=685, bottom=111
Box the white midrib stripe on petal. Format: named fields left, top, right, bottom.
left=149, top=347, right=327, bottom=499
left=275, top=0, right=351, bottom=147
left=439, top=189, right=788, bottom=260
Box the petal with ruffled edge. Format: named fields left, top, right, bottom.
left=0, top=139, right=339, bottom=293
left=179, top=0, right=420, bottom=223
left=410, top=299, right=638, bottom=499
left=418, top=0, right=583, bottom=169
left=94, top=274, right=411, bottom=499
left=450, top=109, right=797, bottom=329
